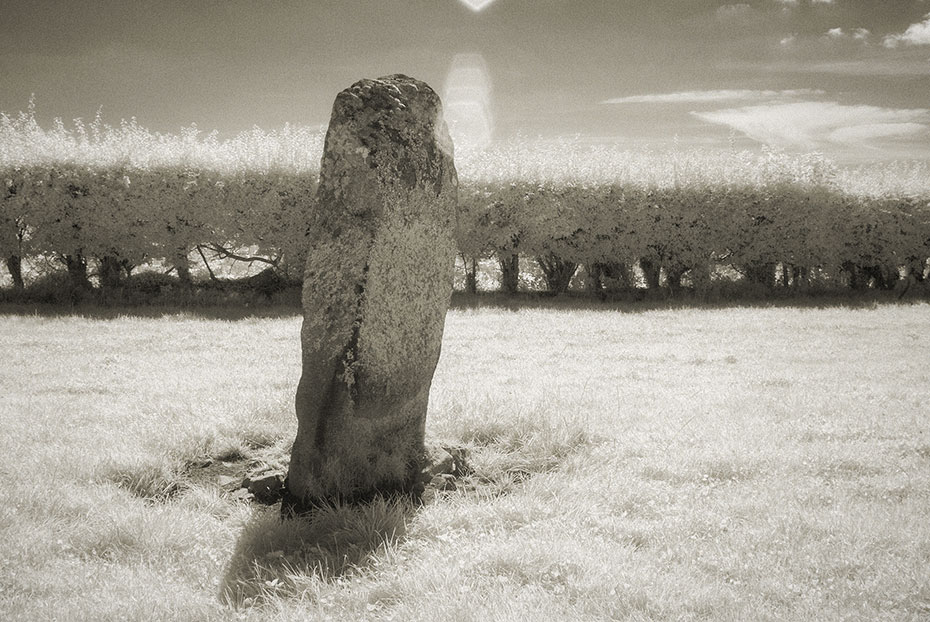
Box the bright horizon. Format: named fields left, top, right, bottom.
left=2, top=0, right=929, bottom=165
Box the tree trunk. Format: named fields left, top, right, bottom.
left=843, top=262, right=896, bottom=290
left=196, top=246, right=218, bottom=282
left=594, top=262, right=634, bottom=293
left=98, top=255, right=123, bottom=289
left=463, top=255, right=477, bottom=294
left=585, top=263, right=605, bottom=298
left=65, top=254, right=90, bottom=288
left=689, top=263, right=711, bottom=293
left=175, top=256, right=192, bottom=287
left=64, top=254, right=92, bottom=302
left=842, top=261, right=863, bottom=289
left=639, top=258, right=661, bottom=290
left=665, top=264, right=686, bottom=295
left=5, top=254, right=24, bottom=290
left=536, top=254, right=577, bottom=295
left=906, top=258, right=927, bottom=283
left=866, top=265, right=897, bottom=290
left=743, top=261, right=777, bottom=288
left=499, top=253, right=519, bottom=294
left=602, top=262, right=632, bottom=290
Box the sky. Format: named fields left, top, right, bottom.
left=2, top=0, right=929, bottom=164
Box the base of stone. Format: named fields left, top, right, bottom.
left=279, top=477, right=423, bottom=519
left=279, top=443, right=471, bottom=519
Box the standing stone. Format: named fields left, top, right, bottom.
left=283, top=75, right=458, bottom=512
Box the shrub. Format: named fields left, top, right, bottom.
left=124, top=271, right=182, bottom=296
left=3, top=105, right=929, bottom=301
left=23, top=270, right=84, bottom=304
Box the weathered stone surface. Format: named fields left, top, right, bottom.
left=284, top=75, right=458, bottom=511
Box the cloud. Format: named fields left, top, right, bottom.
left=602, top=89, right=822, bottom=105
left=720, top=50, right=930, bottom=76
left=886, top=13, right=930, bottom=48
left=716, top=3, right=753, bottom=19
left=825, top=27, right=871, bottom=43
left=808, top=58, right=928, bottom=75
left=828, top=122, right=927, bottom=143
left=692, top=101, right=930, bottom=151
left=883, top=13, right=930, bottom=47
left=774, top=0, right=833, bottom=6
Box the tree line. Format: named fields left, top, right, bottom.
left=2, top=107, right=928, bottom=301
left=2, top=164, right=928, bottom=299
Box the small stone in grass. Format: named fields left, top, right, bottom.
left=246, top=472, right=286, bottom=504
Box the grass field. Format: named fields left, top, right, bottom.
left=1, top=301, right=929, bottom=621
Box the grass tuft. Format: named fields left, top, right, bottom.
left=100, top=454, right=188, bottom=502
left=221, top=497, right=410, bottom=606
left=439, top=399, right=598, bottom=486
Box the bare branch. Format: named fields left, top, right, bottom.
left=196, top=245, right=218, bottom=282
left=202, top=243, right=279, bottom=266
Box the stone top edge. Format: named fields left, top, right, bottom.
left=338, top=75, right=441, bottom=109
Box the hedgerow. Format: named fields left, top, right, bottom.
left=457, top=143, right=929, bottom=294
left=1, top=104, right=322, bottom=293
left=2, top=105, right=929, bottom=299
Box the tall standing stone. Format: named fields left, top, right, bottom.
left=283, top=75, right=458, bottom=512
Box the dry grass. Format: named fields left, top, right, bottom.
left=1, top=302, right=929, bottom=620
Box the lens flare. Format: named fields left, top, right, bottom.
left=442, top=53, right=493, bottom=153
left=458, top=0, right=497, bottom=12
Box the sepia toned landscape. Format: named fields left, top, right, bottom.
left=2, top=1, right=930, bottom=620
left=2, top=304, right=929, bottom=620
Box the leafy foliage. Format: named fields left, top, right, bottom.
left=1, top=104, right=322, bottom=287
left=457, top=142, right=930, bottom=292
left=2, top=104, right=929, bottom=296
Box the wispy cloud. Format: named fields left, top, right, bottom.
left=715, top=4, right=753, bottom=20
left=719, top=50, right=930, bottom=76
left=692, top=101, right=930, bottom=152
left=825, top=27, right=871, bottom=43
left=774, top=0, right=833, bottom=6
left=602, top=89, right=822, bottom=105
left=883, top=12, right=930, bottom=47
left=828, top=122, right=927, bottom=143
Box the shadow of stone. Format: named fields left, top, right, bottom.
left=219, top=444, right=470, bottom=606
left=219, top=495, right=412, bottom=606
left=216, top=432, right=595, bottom=606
